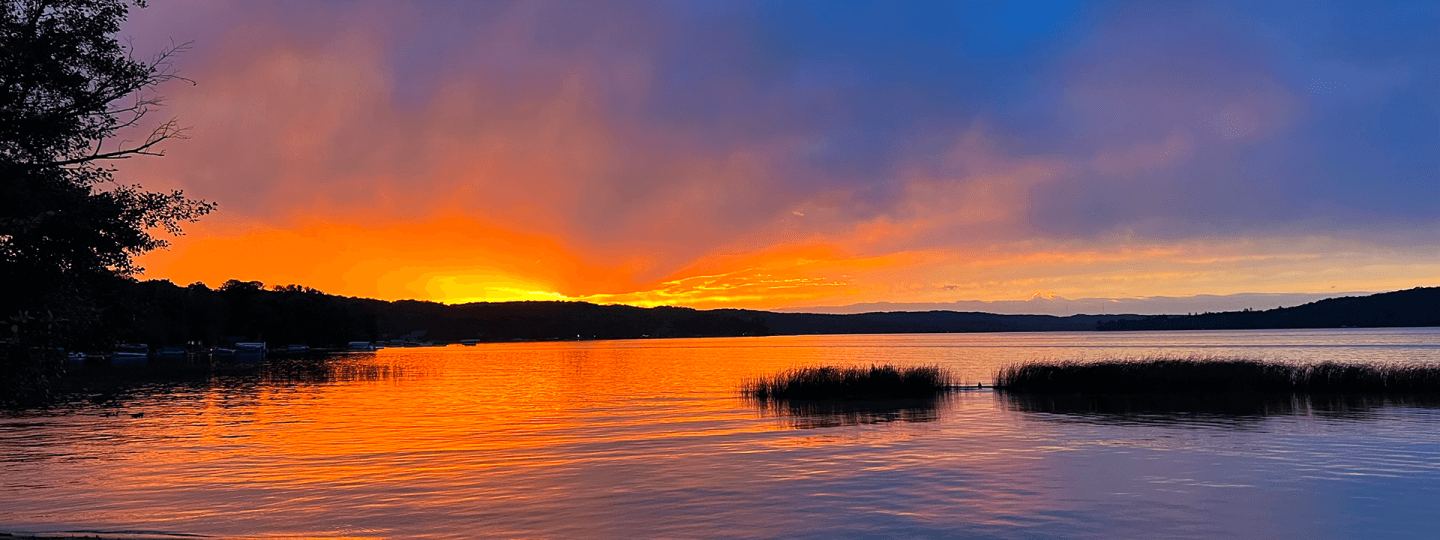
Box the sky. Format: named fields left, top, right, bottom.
left=116, top=0, right=1440, bottom=315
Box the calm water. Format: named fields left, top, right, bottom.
left=5, top=328, right=1440, bottom=539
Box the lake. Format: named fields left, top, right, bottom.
left=5, top=328, right=1440, bottom=539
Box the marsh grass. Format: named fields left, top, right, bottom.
left=745, top=364, right=955, bottom=400
left=995, top=357, right=1440, bottom=395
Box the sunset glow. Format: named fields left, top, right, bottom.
left=119, top=1, right=1440, bottom=313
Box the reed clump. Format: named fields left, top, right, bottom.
left=746, top=364, right=955, bottom=400
left=995, top=357, right=1440, bottom=395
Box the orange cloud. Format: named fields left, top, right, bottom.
left=140, top=217, right=617, bottom=302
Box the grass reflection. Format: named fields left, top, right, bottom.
left=998, top=390, right=1440, bottom=421
left=259, top=354, right=422, bottom=384
left=749, top=395, right=952, bottom=429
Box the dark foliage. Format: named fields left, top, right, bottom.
left=995, top=358, right=1440, bottom=394
left=2, top=0, right=213, bottom=403
left=745, top=364, right=954, bottom=400
left=0, top=309, right=66, bottom=405
left=1097, top=287, right=1440, bottom=331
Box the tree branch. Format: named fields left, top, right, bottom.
left=49, top=118, right=188, bottom=167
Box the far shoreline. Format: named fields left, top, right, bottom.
left=89, top=281, right=1440, bottom=352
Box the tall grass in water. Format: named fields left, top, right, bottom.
left=745, top=364, right=954, bottom=400
left=995, top=357, right=1440, bottom=394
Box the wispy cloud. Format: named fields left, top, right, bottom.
left=123, top=1, right=1440, bottom=308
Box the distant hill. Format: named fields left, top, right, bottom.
left=777, top=291, right=1365, bottom=316
left=121, top=280, right=1439, bottom=348
left=752, top=310, right=1143, bottom=335
left=1097, top=287, right=1440, bottom=331
left=124, top=279, right=1142, bottom=347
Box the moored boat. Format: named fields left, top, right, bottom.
left=112, top=344, right=149, bottom=365
left=156, top=346, right=188, bottom=360
left=234, top=342, right=267, bottom=362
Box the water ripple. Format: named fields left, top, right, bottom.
left=3, top=329, right=1440, bottom=539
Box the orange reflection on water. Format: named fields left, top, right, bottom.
left=10, top=331, right=1440, bottom=538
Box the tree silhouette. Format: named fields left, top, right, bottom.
left=1, top=0, right=213, bottom=403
